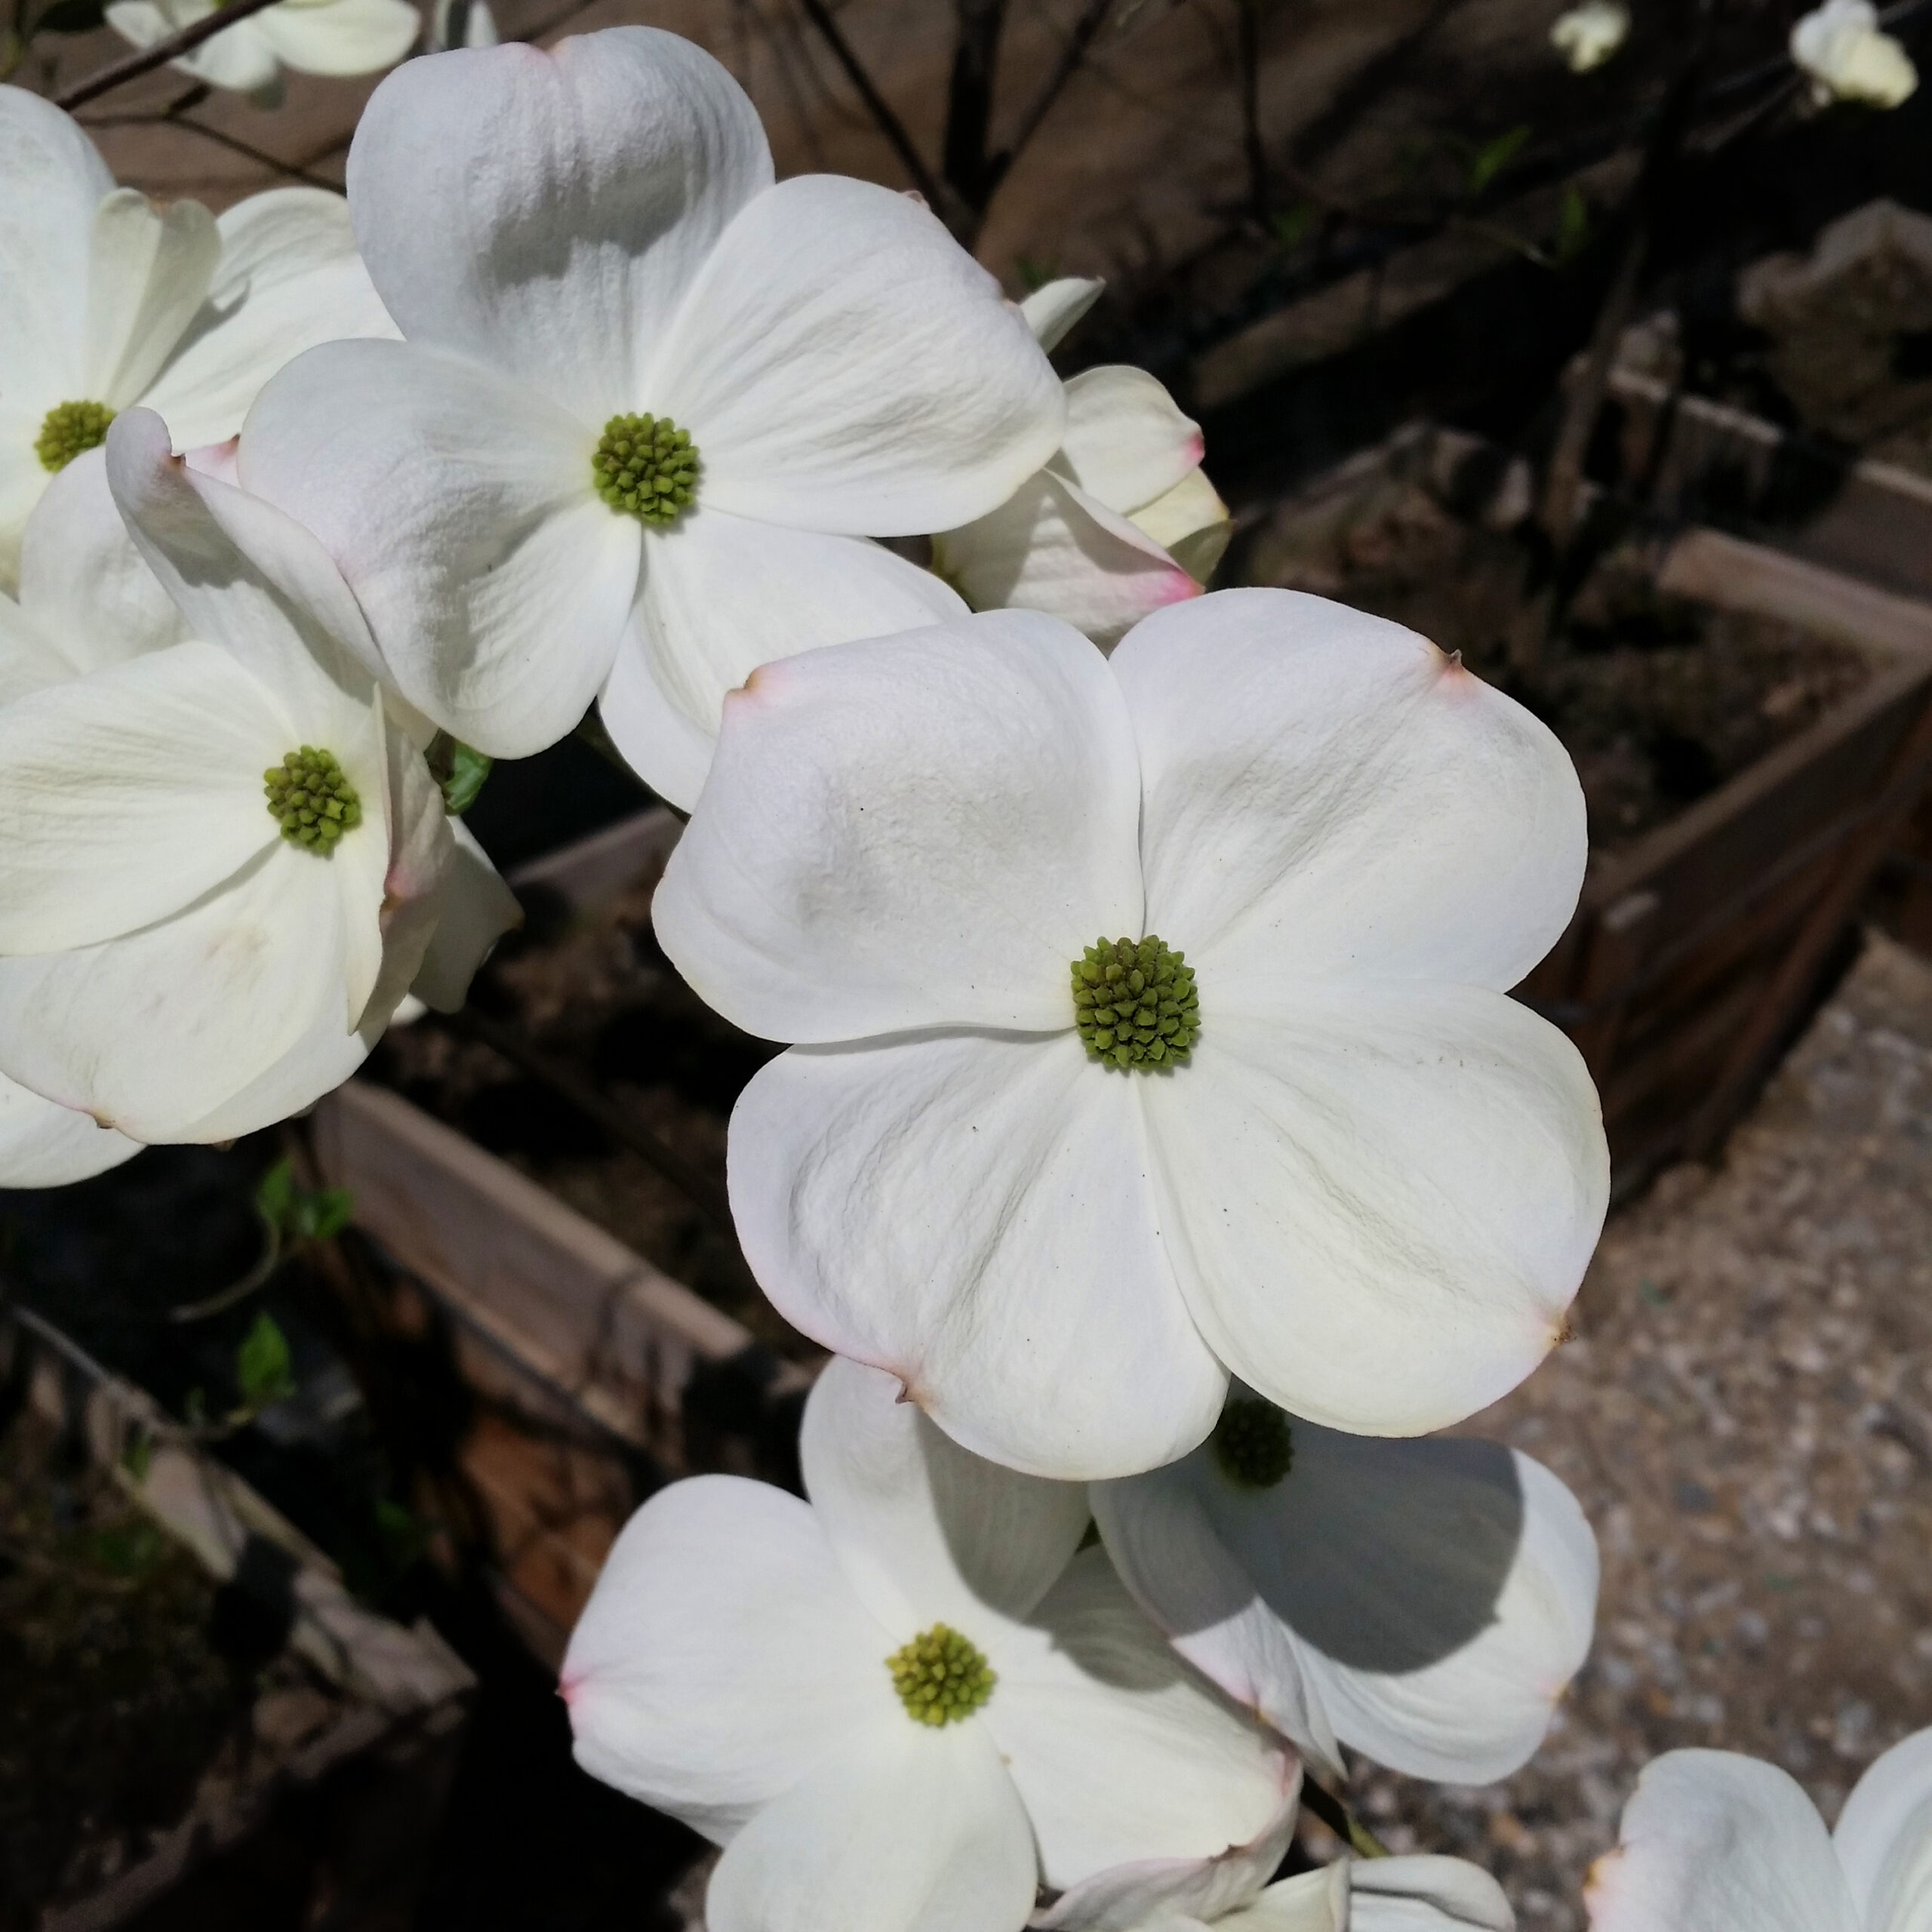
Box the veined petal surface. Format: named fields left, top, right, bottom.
left=1057, top=367, right=1204, bottom=518
left=1835, top=1727, right=1932, bottom=1932
left=727, top=1029, right=1228, bottom=1480
left=0, top=1075, right=140, bottom=1187
left=345, top=28, right=772, bottom=417
left=85, top=190, right=221, bottom=409
left=654, top=612, right=1141, bottom=1041
left=254, top=0, right=419, bottom=75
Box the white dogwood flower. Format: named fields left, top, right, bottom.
left=0, top=410, right=516, bottom=1147
left=1586, top=1728, right=1932, bottom=1932
left=238, top=26, right=1063, bottom=808
left=0, top=86, right=397, bottom=588
left=933, top=277, right=1230, bottom=649
left=0, top=1074, right=140, bottom=1186
left=104, top=0, right=419, bottom=105
left=1791, top=0, right=1918, bottom=107
left=1093, top=1391, right=1598, bottom=1784
left=1549, top=0, right=1629, bottom=72
left=653, top=592, right=1608, bottom=1479
left=1040, top=1797, right=1515, bottom=1932
left=564, top=1355, right=1292, bottom=1932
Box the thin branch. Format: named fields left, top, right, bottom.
left=55, top=0, right=286, bottom=110
left=794, top=0, right=949, bottom=211
left=1297, top=1777, right=1391, bottom=1860
left=992, top=0, right=1113, bottom=187
left=942, top=0, right=1006, bottom=220
left=84, top=107, right=345, bottom=189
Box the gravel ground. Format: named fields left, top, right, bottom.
left=1314, top=931, right=1932, bottom=1927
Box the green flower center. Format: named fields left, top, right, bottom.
left=35, top=400, right=115, bottom=473
left=1072, top=935, right=1199, bottom=1070
left=1211, top=1398, right=1294, bottom=1490
left=264, top=747, right=362, bottom=854
left=592, top=413, right=699, bottom=523
left=886, top=1623, right=996, bottom=1727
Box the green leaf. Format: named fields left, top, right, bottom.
left=1015, top=254, right=1063, bottom=292
left=1269, top=201, right=1318, bottom=251
left=1467, top=124, right=1531, bottom=195
left=235, top=1312, right=296, bottom=1411
left=294, top=1186, right=354, bottom=1241
left=254, top=1158, right=295, bottom=1229
left=1554, top=184, right=1590, bottom=264
left=122, top=1425, right=154, bottom=1484
left=440, top=741, right=493, bottom=816
left=32, top=0, right=106, bottom=32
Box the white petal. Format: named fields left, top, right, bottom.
left=253, top=0, right=418, bottom=75
left=1133, top=470, right=1232, bottom=583
left=800, top=1355, right=1091, bottom=1640
left=934, top=471, right=1199, bottom=650
left=0, top=843, right=350, bottom=1140
left=1346, top=1857, right=1516, bottom=1932
left=1142, top=985, right=1607, bottom=1435
left=103, top=0, right=285, bottom=95
left=1834, top=1727, right=1932, bottom=1932
left=604, top=506, right=966, bottom=810
left=1112, top=589, right=1587, bottom=992
left=986, top=1547, right=1291, bottom=1890
left=1021, top=277, right=1104, bottom=352
left=85, top=189, right=221, bottom=410
left=654, top=611, right=1140, bottom=1040
left=1098, top=1426, right=1598, bottom=1784
left=1585, top=1751, right=1857, bottom=1932
left=0, top=1073, right=140, bottom=1187
left=18, top=448, right=186, bottom=669
left=1058, top=368, right=1203, bottom=518
left=707, top=1717, right=1038, bottom=1932
left=344, top=28, right=771, bottom=417
left=1034, top=1787, right=1300, bottom=1931
left=651, top=175, right=1065, bottom=536
left=561, top=1475, right=891, bottom=1843
left=140, top=186, right=400, bottom=450
left=0, top=593, right=72, bottom=703
left=0, top=644, right=284, bottom=952
left=0, top=87, right=112, bottom=416
left=1223, top=1869, right=1347, bottom=1932
left=239, top=340, right=640, bottom=755
left=728, top=1030, right=1228, bottom=1481
left=408, top=818, right=521, bottom=1011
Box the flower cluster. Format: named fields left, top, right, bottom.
left=7, top=20, right=1881, bottom=1932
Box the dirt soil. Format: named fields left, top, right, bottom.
left=1251, top=475, right=1872, bottom=851
left=0, top=1405, right=348, bottom=1929
left=1291, top=931, right=1932, bottom=1927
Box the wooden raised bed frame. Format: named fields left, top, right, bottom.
left=1, top=1307, right=472, bottom=1932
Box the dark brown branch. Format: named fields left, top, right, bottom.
left=55, top=0, right=288, bottom=109
left=990, top=0, right=1113, bottom=188
left=84, top=107, right=344, bottom=189
left=942, top=0, right=1006, bottom=220
left=794, top=0, right=950, bottom=212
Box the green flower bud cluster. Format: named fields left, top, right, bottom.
left=263, top=747, right=362, bottom=854
left=593, top=413, right=699, bottom=522
left=886, top=1623, right=996, bottom=1727
left=1211, top=1397, right=1294, bottom=1490
left=35, top=400, right=115, bottom=474
left=1072, top=935, right=1199, bottom=1070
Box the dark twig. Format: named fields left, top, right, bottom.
left=989, top=0, right=1113, bottom=195
left=55, top=0, right=285, bottom=109
left=795, top=0, right=952, bottom=214
left=83, top=106, right=345, bottom=189
left=942, top=0, right=1006, bottom=226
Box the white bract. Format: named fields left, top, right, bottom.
left=238, top=26, right=1065, bottom=809
left=1586, top=1729, right=1932, bottom=1932
left=1093, top=1392, right=1598, bottom=1784
left=653, top=590, right=1609, bottom=1480
left=0, top=87, right=397, bottom=587
left=563, top=1355, right=1292, bottom=1932
left=103, top=0, right=420, bottom=105
left=1791, top=0, right=1918, bottom=107
left=0, top=409, right=518, bottom=1149
left=932, top=278, right=1229, bottom=650
left=1549, top=0, right=1629, bottom=73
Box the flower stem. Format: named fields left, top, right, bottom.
left=1298, top=1776, right=1391, bottom=1859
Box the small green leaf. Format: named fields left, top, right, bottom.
left=440, top=741, right=493, bottom=816
left=375, top=1496, right=429, bottom=1566
left=1554, top=184, right=1590, bottom=263
left=184, top=1386, right=208, bottom=1429
left=254, top=1157, right=295, bottom=1228
left=122, top=1425, right=154, bottom=1484
left=294, top=1186, right=354, bottom=1241
left=1268, top=201, right=1318, bottom=251
left=235, top=1312, right=296, bottom=1411
left=1015, top=254, right=1063, bottom=292
left=1468, top=124, right=1531, bottom=195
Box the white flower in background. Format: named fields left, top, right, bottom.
left=653, top=592, right=1608, bottom=1480
left=428, top=0, right=497, bottom=49
left=0, top=88, right=398, bottom=588
left=1586, top=1728, right=1932, bottom=1931
left=563, top=1356, right=1293, bottom=1932
left=932, top=276, right=1231, bottom=650
left=1041, top=1823, right=1515, bottom=1932
left=103, top=0, right=420, bottom=105
left=1791, top=0, right=1918, bottom=107
left=1093, top=1391, right=1598, bottom=1784
left=0, top=409, right=518, bottom=1150
left=238, top=28, right=1064, bottom=811
left=1549, top=0, right=1629, bottom=73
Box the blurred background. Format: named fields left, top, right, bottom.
left=8, top=3, right=1932, bottom=1928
